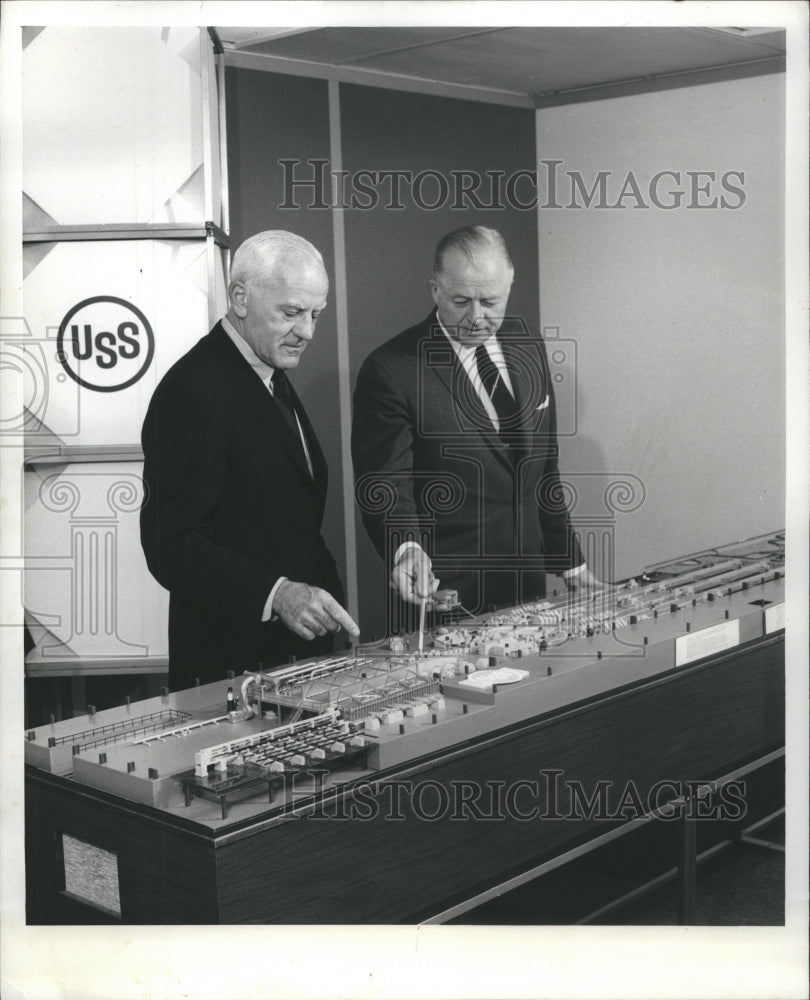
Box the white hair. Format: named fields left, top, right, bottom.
left=230, top=231, right=326, bottom=289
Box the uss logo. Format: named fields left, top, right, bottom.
left=57, top=296, right=155, bottom=392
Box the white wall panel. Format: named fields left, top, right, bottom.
left=22, top=238, right=225, bottom=445
left=21, top=27, right=227, bottom=675
left=23, top=27, right=205, bottom=225
left=24, top=461, right=168, bottom=660
left=536, top=72, right=785, bottom=579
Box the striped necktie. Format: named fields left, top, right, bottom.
left=474, top=343, right=519, bottom=433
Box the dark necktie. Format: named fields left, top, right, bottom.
left=474, top=343, right=519, bottom=433
left=272, top=370, right=308, bottom=462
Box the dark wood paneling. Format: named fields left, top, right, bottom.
left=26, top=778, right=220, bottom=924
left=451, top=754, right=785, bottom=924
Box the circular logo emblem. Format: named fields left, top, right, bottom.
left=56, top=296, right=155, bottom=392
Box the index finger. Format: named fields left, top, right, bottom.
left=413, top=563, right=435, bottom=600
left=321, top=594, right=360, bottom=637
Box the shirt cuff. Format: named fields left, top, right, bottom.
left=262, top=576, right=288, bottom=621
left=393, top=541, right=424, bottom=564
left=562, top=563, right=587, bottom=580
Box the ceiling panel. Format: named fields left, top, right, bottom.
left=332, top=27, right=785, bottom=97
left=224, top=25, right=785, bottom=98
left=237, top=27, right=507, bottom=65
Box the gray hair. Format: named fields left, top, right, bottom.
left=432, top=226, right=514, bottom=276
left=231, top=230, right=326, bottom=289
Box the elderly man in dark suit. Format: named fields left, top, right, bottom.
left=352, top=225, right=598, bottom=617
left=141, top=230, right=358, bottom=689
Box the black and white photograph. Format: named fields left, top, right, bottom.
left=1, top=1, right=807, bottom=998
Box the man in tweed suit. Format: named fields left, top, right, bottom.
left=352, top=225, right=597, bottom=615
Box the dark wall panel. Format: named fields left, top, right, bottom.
left=225, top=68, right=348, bottom=601
left=340, top=84, right=539, bottom=636
left=225, top=72, right=540, bottom=640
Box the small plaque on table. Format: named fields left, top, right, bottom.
left=675, top=619, right=740, bottom=667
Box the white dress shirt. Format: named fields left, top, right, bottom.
left=436, top=316, right=515, bottom=433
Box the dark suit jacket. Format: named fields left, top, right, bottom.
left=141, top=322, right=342, bottom=688
left=352, top=310, right=582, bottom=611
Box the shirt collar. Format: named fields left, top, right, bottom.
left=221, top=315, right=276, bottom=388
left=435, top=311, right=503, bottom=365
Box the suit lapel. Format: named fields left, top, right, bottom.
left=287, top=378, right=328, bottom=489
left=504, top=336, right=550, bottom=435
left=419, top=311, right=454, bottom=399
left=207, top=325, right=315, bottom=482
left=417, top=312, right=514, bottom=473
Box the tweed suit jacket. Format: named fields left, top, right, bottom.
left=352, top=309, right=581, bottom=606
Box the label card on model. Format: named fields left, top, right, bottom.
left=764, top=603, right=785, bottom=634
left=675, top=619, right=740, bottom=667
